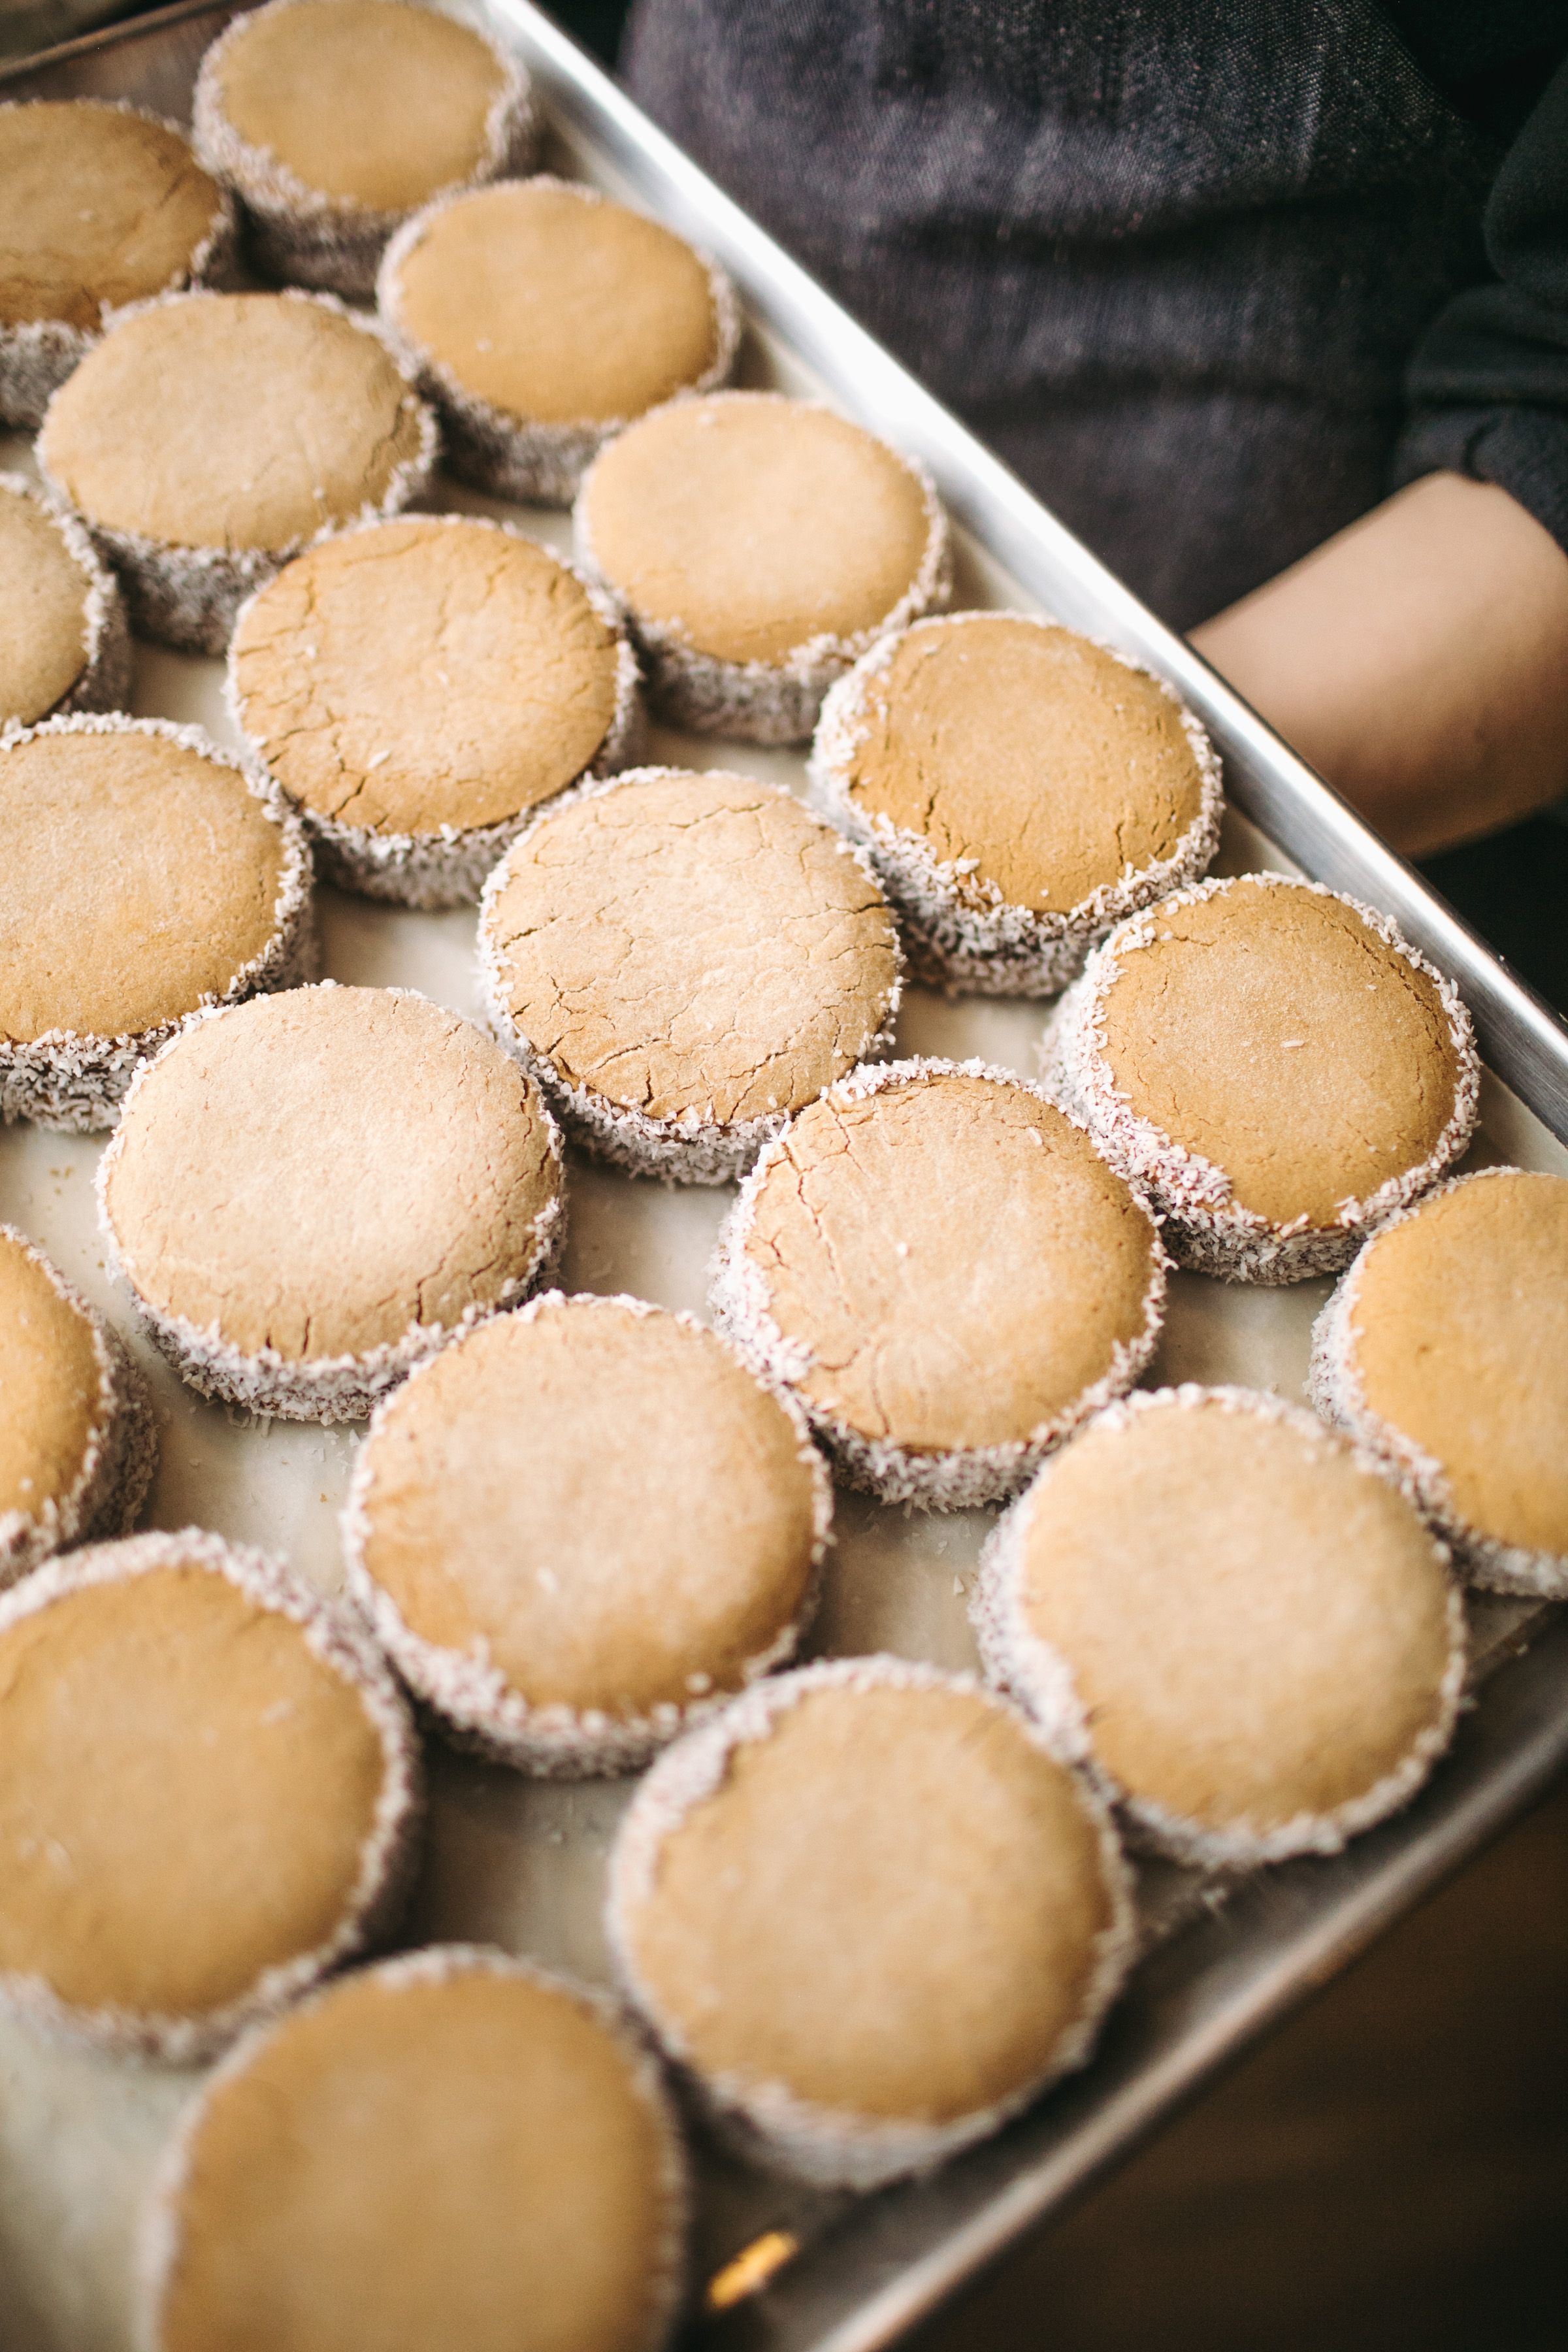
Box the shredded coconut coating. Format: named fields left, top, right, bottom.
left=0, top=713, right=314, bottom=1134
left=710, top=1056, right=1168, bottom=1509
left=36, top=288, right=438, bottom=657
left=606, top=1654, right=1135, bottom=2191
left=0, top=100, right=236, bottom=429
left=1310, top=1168, right=1568, bottom=1601
left=193, top=0, right=536, bottom=297
left=973, top=1383, right=1468, bottom=1870
left=0, top=1224, right=157, bottom=1589
left=0, top=1527, right=421, bottom=2063
left=809, top=612, right=1224, bottom=996
left=377, top=176, right=741, bottom=508
left=342, top=1290, right=834, bottom=1776
left=1043, top=873, right=1480, bottom=1283
left=573, top=394, right=953, bottom=744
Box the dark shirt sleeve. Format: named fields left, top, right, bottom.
left=1394, top=53, right=1568, bottom=548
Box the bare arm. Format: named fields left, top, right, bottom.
left=1188, top=472, right=1568, bottom=857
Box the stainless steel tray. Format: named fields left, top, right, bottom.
left=3, top=9, right=1567, bottom=2351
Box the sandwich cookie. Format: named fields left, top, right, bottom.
left=608, top=1657, right=1134, bottom=2191
left=574, top=391, right=949, bottom=742
left=194, top=0, right=534, bottom=296
left=228, top=514, right=640, bottom=906
left=809, top=612, right=1222, bottom=994
left=975, top=1385, right=1464, bottom=1868
left=711, top=1059, right=1165, bottom=1509
left=0, top=714, right=310, bottom=1132
left=0, top=1225, right=155, bottom=1589
left=97, top=985, right=564, bottom=1422
left=142, top=1947, right=687, bottom=2352
left=37, top=289, right=435, bottom=653
left=1047, top=874, right=1478, bottom=1282
left=378, top=174, right=738, bottom=504
left=0, top=474, right=129, bottom=726
left=0, top=1529, right=417, bottom=2059
left=478, top=766, right=901, bottom=1182
left=0, top=99, right=231, bottom=427
left=1311, top=1166, right=1568, bottom=1599
left=344, top=1292, right=830, bottom=1774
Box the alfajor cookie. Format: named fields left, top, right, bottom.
left=0, top=99, right=231, bottom=428
left=379, top=175, right=738, bottom=504
left=0, top=1529, right=418, bottom=2059
left=711, top=1059, right=1165, bottom=1508
left=37, top=289, right=435, bottom=653
left=228, top=514, right=640, bottom=906
left=1311, top=1166, right=1568, bottom=1599
left=574, top=391, right=950, bottom=742
left=0, top=474, right=129, bottom=726
left=345, top=1292, right=830, bottom=1774
left=809, top=612, right=1222, bottom=994
left=97, top=985, right=564, bottom=1423
left=194, top=0, right=534, bottom=296
left=0, top=714, right=311, bottom=1132
left=0, top=1225, right=155, bottom=1588
left=1047, top=874, right=1479, bottom=1282
left=142, top=1946, right=686, bottom=2352
left=975, top=1385, right=1464, bottom=1868
left=608, top=1656, right=1133, bottom=2190
left=478, top=766, right=901, bottom=1182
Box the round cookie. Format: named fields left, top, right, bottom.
left=0, top=99, right=232, bottom=429
left=37, top=289, right=435, bottom=654
left=0, top=1226, right=155, bottom=1588
left=1311, top=1166, right=1568, bottom=1599
left=711, top=1058, right=1166, bottom=1509
left=194, top=0, right=534, bottom=297
left=97, top=984, right=565, bottom=1423
left=0, top=714, right=311, bottom=1132
left=0, top=1529, right=418, bottom=2059
left=1046, top=873, right=1479, bottom=1282
left=142, top=1946, right=687, bottom=2352
left=379, top=175, right=738, bottom=506
left=809, top=612, right=1222, bottom=995
left=608, top=1656, right=1133, bottom=2191
left=478, top=766, right=902, bottom=1182
left=228, top=514, right=641, bottom=907
left=0, top=474, right=129, bottom=726
left=975, top=1386, right=1464, bottom=1868
left=574, top=392, right=951, bottom=743
left=345, top=1292, right=830, bottom=1774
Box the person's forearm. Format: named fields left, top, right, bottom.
left=1189, top=472, right=1568, bottom=857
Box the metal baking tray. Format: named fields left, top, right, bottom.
left=3, top=7, right=1568, bottom=2349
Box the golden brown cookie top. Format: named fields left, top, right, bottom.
left=353, top=1294, right=821, bottom=1719
left=1011, top=1392, right=1456, bottom=1835
left=0, top=101, right=223, bottom=331
left=580, top=394, right=936, bottom=666
left=1346, top=1170, right=1568, bottom=1558
left=389, top=178, right=723, bottom=425
left=621, top=1674, right=1117, bottom=2125
left=0, top=1230, right=105, bottom=1526
left=231, top=519, right=623, bottom=837
left=0, top=1547, right=394, bottom=2022
left=740, top=1070, right=1159, bottom=1454
left=1097, top=878, right=1465, bottom=1228
left=40, top=294, right=426, bottom=554
left=154, top=1955, right=680, bottom=2352
left=0, top=725, right=289, bottom=1044
left=0, top=485, right=91, bottom=727
left=839, top=615, right=1209, bottom=912
left=482, top=768, right=898, bottom=1129
left=101, top=987, right=561, bottom=1364
left=208, top=0, right=510, bottom=213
